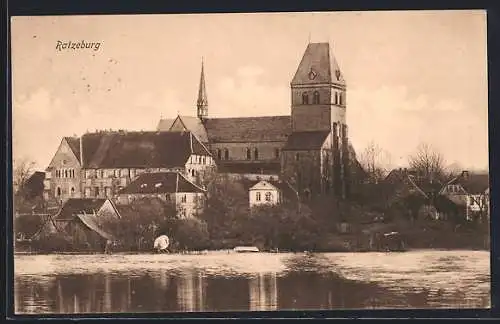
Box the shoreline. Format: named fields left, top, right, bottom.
left=14, top=247, right=489, bottom=256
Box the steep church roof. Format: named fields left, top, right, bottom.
left=283, top=131, right=330, bottom=150
left=77, top=131, right=210, bottom=169
left=157, top=118, right=175, bottom=132
left=291, top=42, right=345, bottom=86
left=168, top=115, right=209, bottom=143
left=204, top=116, right=291, bottom=143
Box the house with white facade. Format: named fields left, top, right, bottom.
left=248, top=179, right=298, bottom=208
left=439, top=171, right=489, bottom=221
left=116, top=171, right=206, bottom=218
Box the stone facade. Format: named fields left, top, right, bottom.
left=156, top=42, right=358, bottom=199
left=45, top=137, right=83, bottom=202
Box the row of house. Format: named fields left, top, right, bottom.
left=380, top=168, right=490, bottom=222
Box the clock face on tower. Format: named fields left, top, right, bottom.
left=308, top=68, right=318, bottom=80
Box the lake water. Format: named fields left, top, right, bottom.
left=14, top=250, right=490, bottom=314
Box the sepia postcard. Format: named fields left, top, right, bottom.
left=10, top=10, right=490, bottom=315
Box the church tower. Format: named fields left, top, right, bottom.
left=288, top=42, right=350, bottom=199
left=197, top=59, right=208, bottom=120
left=290, top=42, right=346, bottom=133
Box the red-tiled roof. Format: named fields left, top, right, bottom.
left=76, top=131, right=210, bottom=169
left=283, top=131, right=330, bottom=150
left=118, top=172, right=205, bottom=194
left=204, top=116, right=291, bottom=143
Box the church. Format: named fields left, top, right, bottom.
left=157, top=42, right=362, bottom=199
left=44, top=41, right=364, bottom=203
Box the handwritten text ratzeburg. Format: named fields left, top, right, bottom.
left=56, top=40, right=101, bottom=51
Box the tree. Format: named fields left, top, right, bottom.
left=359, top=141, right=392, bottom=184
left=408, top=143, right=447, bottom=182
left=13, top=157, right=37, bottom=195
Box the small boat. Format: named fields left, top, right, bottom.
left=233, top=246, right=260, bottom=253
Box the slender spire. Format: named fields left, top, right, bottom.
left=197, top=58, right=208, bottom=120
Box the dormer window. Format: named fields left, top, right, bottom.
left=313, top=91, right=320, bottom=104
left=302, top=92, right=309, bottom=105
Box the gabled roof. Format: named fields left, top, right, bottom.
left=54, top=198, right=107, bottom=220
left=170, top=115, right=209, bottom=143
left=157, top=118, right=175, bottom=132
left=204, top=116, right=291, bottom=143
left=447, top=172, right=489, bottom=194
left=79, top=131, right=210, bottom=169
left=249, top=179, right=298, bottom=201
left=282, top=131, right=330, bottom=151
left=118, top=172, right=205, bottom=195
left=76, top=214, right=115, bottom=241
left=216, top=161, right=281, bottom=175
left=291, top=42, right=345, bottom=86
left=64, top=137, right=81, bottom=163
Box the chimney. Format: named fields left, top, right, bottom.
left=79, top=135, right=84, bottom=166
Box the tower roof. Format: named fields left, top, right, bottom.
left=291, top=42, right=345, bottom=86
left=197, top=59, right=208, bottom=107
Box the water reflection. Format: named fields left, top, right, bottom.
left=14, top=251, right=490, bottom=314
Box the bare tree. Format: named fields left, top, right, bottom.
left=359, top=141, right=392, bottom=183
left=408, top=143, right=446, bottom=182
left=13, top=157, right=37, bottom=195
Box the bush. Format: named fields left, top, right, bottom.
left=173, top=218, right=210, bottom=251
left=100, top=197, right=177, bottom=251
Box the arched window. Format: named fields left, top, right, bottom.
left=56, top=187, right=61, bottom=197
left=313, top=91, right=320, bottom=104
left=254, top=148, right=259, bottom=160
left=246, top=148, right=251, bottom=160
left=191, top=169, right=195, bottom=177
left=224, top=148, right=229, bottom=160
left=275, top=148, right=280, bottom=159
left=64, top=170, right=68, bottom=178
left=265, top=192, right=272, bottom=202
left=71, top=187, right=75, bottom=196
left=302, top=92, right=309, bottom=105
left=339, top=92, right=344, bottom=106
left=295, top=153, right=300, bottom=161
left=335, top=92, right=339, bottom=105
left=217, top=149, right=222, bottom=160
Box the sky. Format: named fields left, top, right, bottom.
left=11, top=10, right=488, bottom=172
